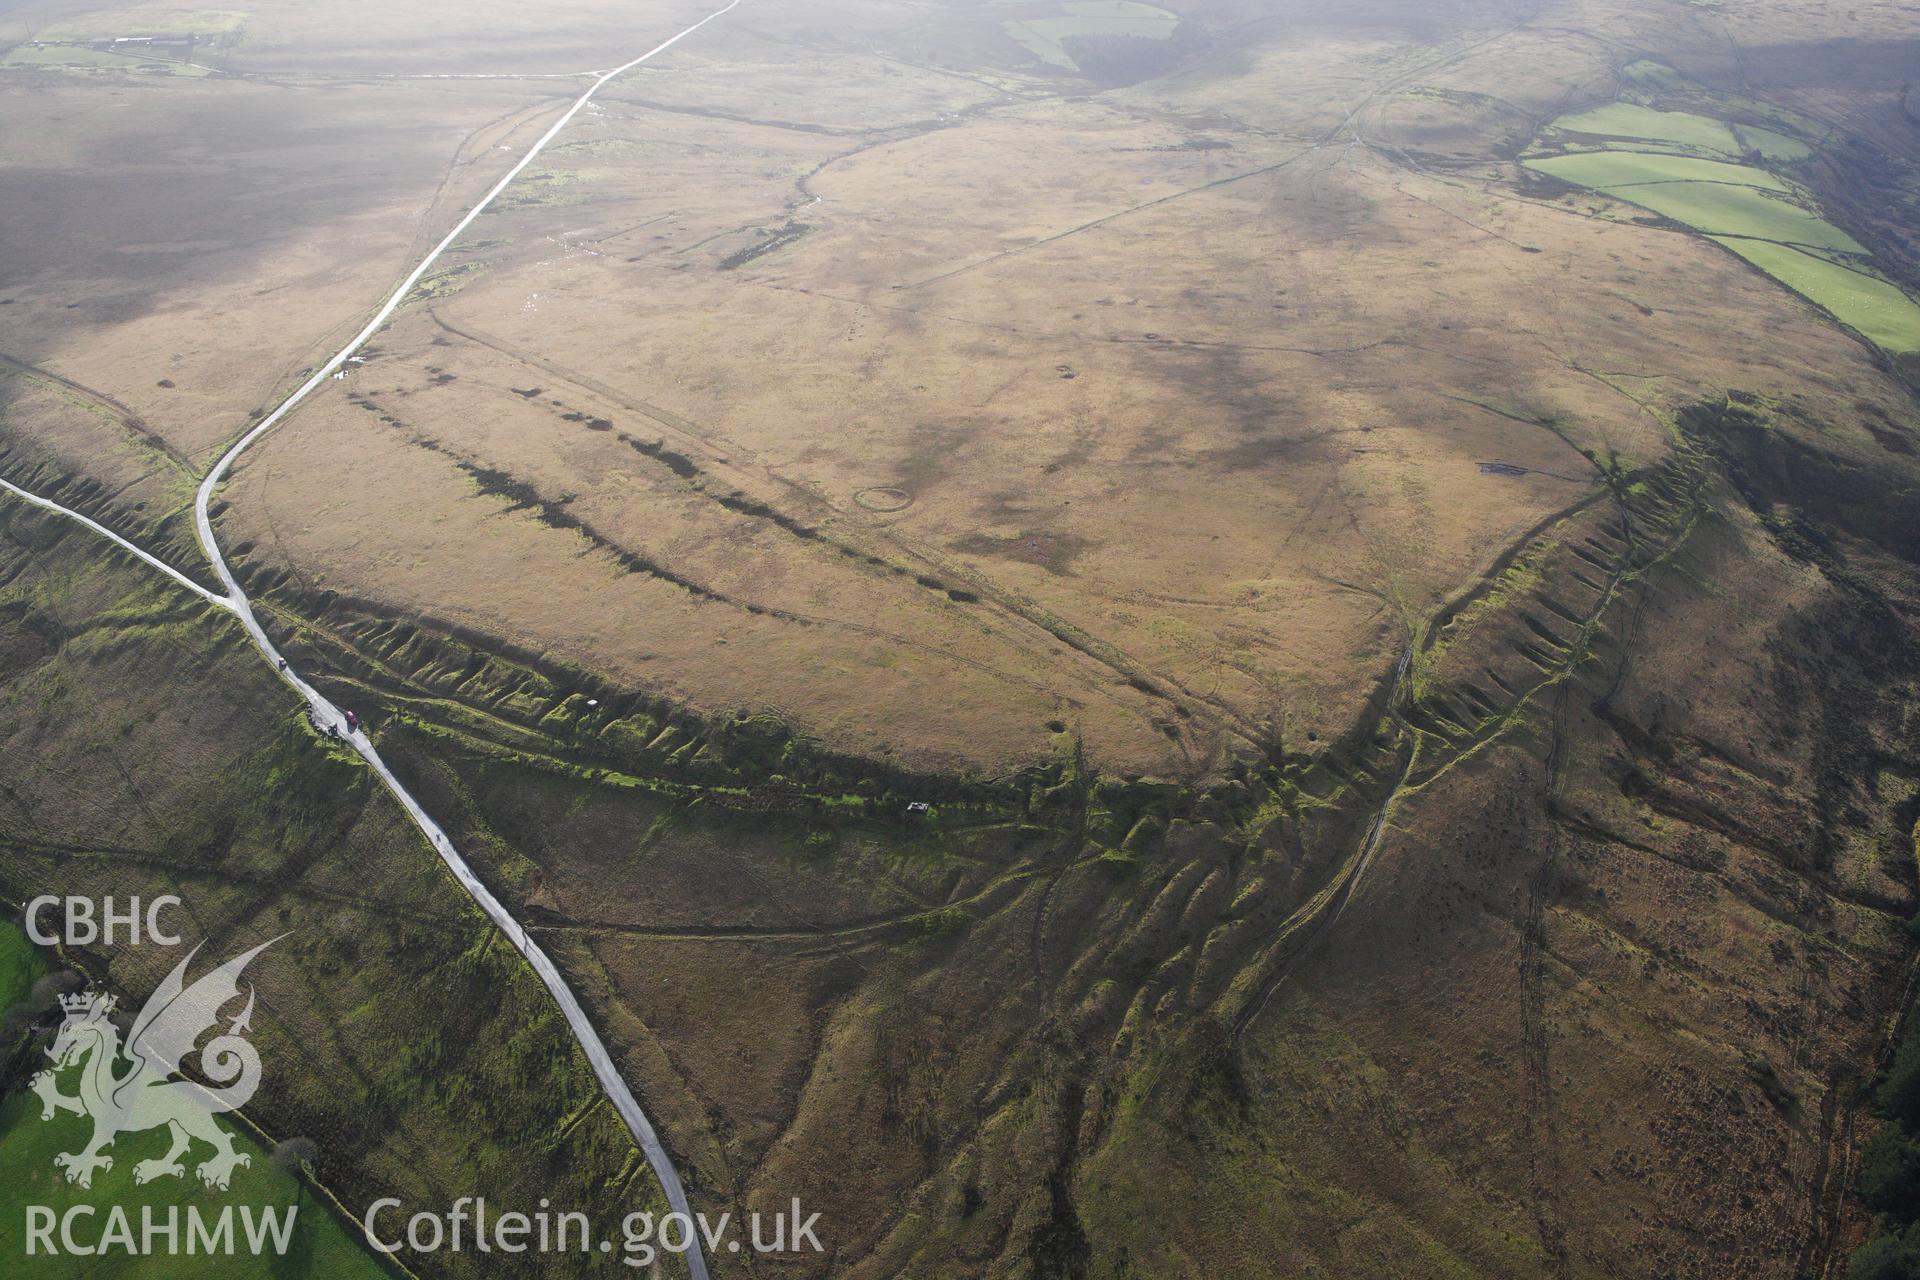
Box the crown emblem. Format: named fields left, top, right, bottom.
left=59, top=991, right=115, bottom=1016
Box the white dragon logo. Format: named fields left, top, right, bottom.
left=30, top=938, right=278, bottom=1191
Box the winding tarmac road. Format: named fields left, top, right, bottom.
left=4, top=6, right=745, bottom=1276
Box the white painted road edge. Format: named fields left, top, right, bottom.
left=7, top=6, right=744, bottom=1277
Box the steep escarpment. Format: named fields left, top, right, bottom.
left=0, top=512, right=678, bottom=1280
left=186, top=385, right=1920, bottom=1278
left=1048, top=394, right=1920, bottom=1278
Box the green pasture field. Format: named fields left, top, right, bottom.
left=1530, top=103, right=1918, bottom=356
left=1525, top=153, right=1860, bottom=250
left=1553, top=103, right=1743, bottom=155
left=1711, top=237, right=1920, bottom=353
left=35, top=9, right=247, bottom=41
left=1004, top=0, right=1177, bottom=71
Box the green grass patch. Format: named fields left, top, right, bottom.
left=1553, top=103, right=1742, bottom=155
left=1530, top=102, right=1920, bottom=355
left=0, top=1093, right=390, bottom=1277
left=1525, top=152, right=1860, bottom=251
left=1, top=921, right=45, bottom=1010
left=1719, top=95, right=1829, bottom=139
left=0, top=927, right=389, bottom=1277
left=1620, top=59, right=1685, bottom=93
left=36, top=9, right=247, bottom=41
left=1732, top=123, right=1811, bottom=161
left=905, top=906, right=973, bottom=939
left=1526, top=149, right=1789, bottom=193
left=1709, top=238, right=1920, bottom=353
left=1003, top=0, right=1177, bottom=71
left=487, top=167, right=607, bottom=212
left=1623, top=181, right=1857, bottom=251
left=0, top=45, right=209, bottom=74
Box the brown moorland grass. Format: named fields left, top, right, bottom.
left=210, top=0, right=1917, bottom=780
left=5, top=2, right=1920, bottom=1278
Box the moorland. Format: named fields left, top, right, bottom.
left=2, top=1, right=1919, bottom=1277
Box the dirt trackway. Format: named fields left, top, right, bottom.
left=3, top=6, right=745, bottom=1277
